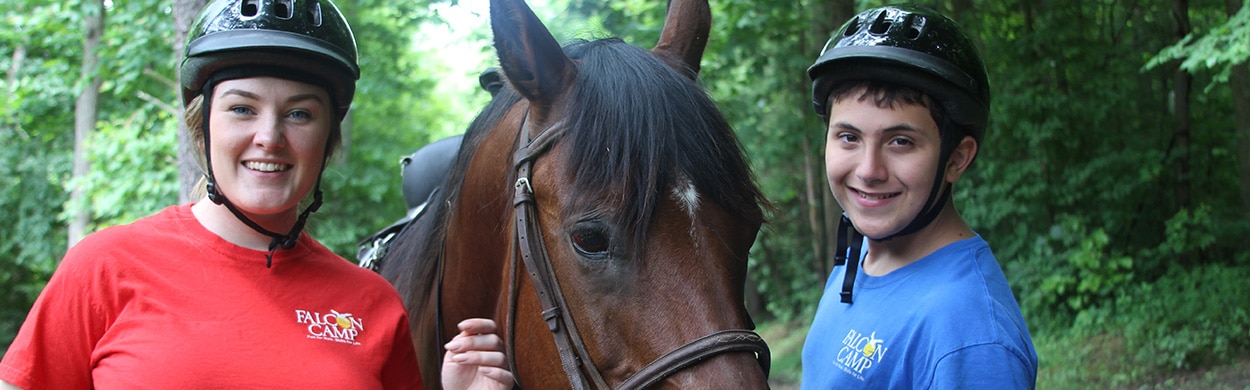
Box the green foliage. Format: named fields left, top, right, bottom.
left=74, top=107, right=180, bottom=228
left=1035, top=264, right=1250, bottom=388
left=0, top=0, right=87, bottom=351
left=966, top=0, right=1179, bottom=274
left=1117, top=265, right=1250, bottom=373
left=311, top=0, right=495, bottom=256
left=69, top=0, right=186, bottom=228
left=1034, top=330, right=1132, bottom=389
left=0, top=128, right=67, bottom=353
left=565, top=0, right=665, bottom=42
left=750, top=221, right=824, bottom=322
left=1008, top=216, right=1134, bottom=329
left=1145, top=4, right=1250, bottom=87
left=757, top=320, right=811, bottom=386
left=1152, top=204, right=1218, bottom=259
left=956, top=0, right=1250, bottom=334
left=703, top=0, right=829, bottom=323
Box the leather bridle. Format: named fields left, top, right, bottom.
left=504, top=113, right=771, bottom=389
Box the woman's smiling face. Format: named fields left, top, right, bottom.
left=824, top=90, right=943, bottom=240
left=206, top=77, right=332, bottom=221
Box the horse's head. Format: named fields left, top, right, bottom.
left=476, top=0, right=771, bottom=387
left=384, top=0, right=769, bottom=387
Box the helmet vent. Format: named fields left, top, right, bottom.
left=842, top=17, right=861, bottom=37
left=903, top=16, right=925, bottom=40
left=868, top=11, right=891, bottom=35
left=275, top=0, right=294, bottom=19
left=308, top=1, right=323, bottom=26
left=240, top=0, right=260, bottom=18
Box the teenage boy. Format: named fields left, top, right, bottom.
left=801, top=5, right=1038, bottom=389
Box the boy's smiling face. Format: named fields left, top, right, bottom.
left=824, top=90, right=944, bottom=240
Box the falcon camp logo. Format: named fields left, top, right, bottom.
left=295, top=309, right=364, bottom=345
left=835, top=329, right=888, bottom=381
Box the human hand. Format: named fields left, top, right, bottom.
left=441, top=318, right=515, bottom=390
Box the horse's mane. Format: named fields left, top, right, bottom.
left=380, top=87, right=523, bottom=308
left=560, top=38, right=767, bottom=243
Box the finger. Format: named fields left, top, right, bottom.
left=449, top=350, right=508, bottom=368
left=456, top=318, right=498, bottom=335
left=445, top=332, right=505, bottom=353
left=478, top=366, right=516, bottom=385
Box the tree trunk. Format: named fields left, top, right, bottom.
left=807, top=0, right=856, bottom=286
left=744, top=264, right=770, bottom=322
left=68, top=0, right=105, bottom=249
left=1171, top=0, right=1192, bottom=210
left=5, top=45, right=24, bottom=130
left=822, top=178, right=839, bottom=269
left=823, top=0, right=854, bottom=283
left=5, top=46, right=22, bottom=96
left=338, top=110, right=353, bottom=163
left=1229, top=0, right=1250, bottom=222
left=175, top=0, right=211, bottom=203
left=802, top=136, right=825, bottom=278
left=1170, top=0, right=1193, bottom=264
left=336, top=5, right=358, bottom=165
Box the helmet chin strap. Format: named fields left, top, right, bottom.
left=200, top=76, right=329, bottom=268
left=834, top=125, right=959, bottom=303
left=834, top=213, right=864, bottom=304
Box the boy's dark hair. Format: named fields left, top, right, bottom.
left=826, top=80, right=961, bottom=147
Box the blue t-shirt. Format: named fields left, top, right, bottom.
left=801, top=235, right=1038, bottom=389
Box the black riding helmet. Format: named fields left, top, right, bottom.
left=181, top=0, right=359, bottom=118
left=180, top=0, right=359, bottom=266
left=807, top=5, right=989, bottom=303
left=809, top=4, right=989, bottom=141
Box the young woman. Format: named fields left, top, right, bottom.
left=0, top=0, right=511, bottom=388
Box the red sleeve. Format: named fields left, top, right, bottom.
left=380, top=312, right=423, bottom=390
left=0, top=238, right=116, bottom=389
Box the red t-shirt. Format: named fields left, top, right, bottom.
left=0, top=204, right=422, bottom=389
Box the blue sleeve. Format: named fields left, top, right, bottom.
left=929, top=343, right=1036, bottom=390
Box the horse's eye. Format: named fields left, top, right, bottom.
left=571, top=230, right=610, bottom=255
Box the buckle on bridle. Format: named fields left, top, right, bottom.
left=515, top=177, right=533, bottom=195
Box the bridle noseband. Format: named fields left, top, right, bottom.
left=506, top=113, right=771, bottom=389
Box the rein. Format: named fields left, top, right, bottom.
left=506, top=113, right=771, bottom=389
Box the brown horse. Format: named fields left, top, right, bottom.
left=380, top=0, right=770, bottom=387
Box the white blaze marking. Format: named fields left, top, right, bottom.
left=671, top=176, right=699, bottom=220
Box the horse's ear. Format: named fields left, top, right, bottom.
left=490, top=0, right=574, bottom=108
left=652, top=0, right=711, bottom=79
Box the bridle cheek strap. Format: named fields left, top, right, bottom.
left=510, top=114, right=609, bottom=390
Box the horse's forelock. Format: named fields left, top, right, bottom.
left=560, top=39, right=765, bottom=244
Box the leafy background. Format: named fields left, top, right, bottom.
left=2, top=0, right=1249, bottom=387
